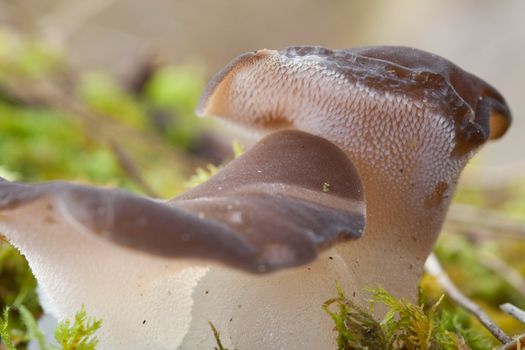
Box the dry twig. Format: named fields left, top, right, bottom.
left=424, top=253, right=513, bottom=344
left=500, top=303, right=525, bottom=324
left=501, top=334, right=525, bottom=350
left=499, top=304, right=525, bottom=349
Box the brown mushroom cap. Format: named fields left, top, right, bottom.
left=0, top=130, right=364, bottom=273
left=197, top=46, right=512, bottom=156
left=342, top=46, right=512, bottom=141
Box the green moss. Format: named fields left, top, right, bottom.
left=143, top=65, right=206, bottom=149
left=0, top=242, right=41, bottom=336
left=184, top=139, right=245, bottom=189
left=323, top=284, right=386, bottom=349
left=231, top=139, right=245, bottom=159
left=145, top=66, right=204, bottom=112
left=0, top=303, right=102, bottom=350
left=0, top=30, right=62, bottom=80
left=208, top=321, right=229, bottom=350
left=185, top=164, right=221, bottom=189
left=323, top=285, right=499, bottom=350
left=0, top=307, right=18, bottom=350
left=77, top=72, right=148, bottom=129
left=0, top=102, right=124, bottom=185
left=54, top=306, right=102, bottom=350
left=18, top=305, right=48, bottom=350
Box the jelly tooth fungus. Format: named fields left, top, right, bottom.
left=0, top=46, right=511, bottom=349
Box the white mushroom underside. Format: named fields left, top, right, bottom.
left=216, top=52, right=465, bottom=192
left=0, top=196, right=364, bottom=350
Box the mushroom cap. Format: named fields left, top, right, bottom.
left=0, top=130, right=365, bottom=349
left=197, top=46, right=512, bottom=156
left=0, top=129, right=364, bottom=273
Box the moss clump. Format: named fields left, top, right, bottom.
left=323, top=284, right=386, bottom=349
left=54, top=306, right=102, bottom=350
left=185, top=164, right=221, bottom=189
left=324, top=285, right=497, bottom=350
left=0, top=303, right=102, bottom=350
left=185, top=139, right=245, bottom=189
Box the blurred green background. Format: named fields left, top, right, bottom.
left=0, top=0, right=524, bottom=349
